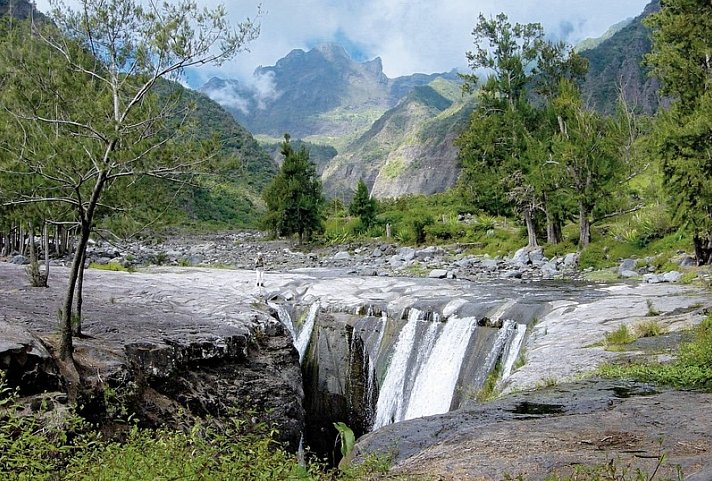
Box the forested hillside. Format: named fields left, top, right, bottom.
left=580, top=0, right=661, bottom=114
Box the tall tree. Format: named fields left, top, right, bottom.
left=262, top=134, right=324, bottom=244
left=458, top=13, right=587, bottom=248
left=551, top=80, right=625, bottom=247
left=644, top=0, right=712, bottom=264
left=0, top=0, right=259, bottom=363
left=349, top=179, right=377, bottom=231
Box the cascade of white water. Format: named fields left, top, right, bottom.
left=372, top=308, right=422, bottom=429
left=268, top=302, right=297, bottom=341
left=365, top=312, right=388, bottom=410
left=500, top=323, right=527, bottom=381
left=404, top=315, right=478, bottom=420
left=295, top=301, right=320, bottom=362
left=480, top=319, right=516, bottom=379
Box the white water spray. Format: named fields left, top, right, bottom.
left=294, top=301, right=320, bottom=362
left=404, top=315, right=478, bottom=420
left=500, top=323, right=527, bottom=381
left=372, top=308, right=422, bottom=429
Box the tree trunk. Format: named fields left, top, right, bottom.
left=545, top=208, right=563, bottom=244
left=523, top=209, right=538, bottom=248
left=579, top=203, right=591, bottom=248
left=693, top=232, right=712, bottom=266
left=72, top=248, right=87, bottom=337
left=59, top=222, right=91, bottom=360
left=43, top=221, right=50, bottom=284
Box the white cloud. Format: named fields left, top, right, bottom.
left=205, top=85, right=252, bottom=115
left=33, top=0, right=652, bottom=87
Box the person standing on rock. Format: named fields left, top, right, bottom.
left=255, top=251, right=265, bottom=288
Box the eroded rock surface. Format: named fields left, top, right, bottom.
left=0, top=263, right=304, bottom=448
left=349, top=380, right=712, bottom=481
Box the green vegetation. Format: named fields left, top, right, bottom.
left=599, top=315, right=712, bottom=390
left=262, top=135, right=325, bottom=244
left=0, top=374, right=391, bottom=481
left=645, top=0, right=712, bottom=265
left=348, top=180, right=377, bottom=232
left=0, top=0, right=259, bottom=359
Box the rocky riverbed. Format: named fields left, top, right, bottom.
left=2, top=233, right=712, bottom=479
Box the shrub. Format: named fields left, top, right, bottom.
left=604, top=325, right=636, bottom=349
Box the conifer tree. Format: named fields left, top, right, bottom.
left=349, top=179, right=377, bottom=231
left=262, top=134, right=324, bottom=243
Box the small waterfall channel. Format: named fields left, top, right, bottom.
left=270, top=294, right=537, bottom=459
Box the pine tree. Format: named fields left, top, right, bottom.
left=262, top=135, right=324, bottom=243
left=348, top=179, right=377, bottom=231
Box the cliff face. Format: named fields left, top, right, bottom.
left=0, top=263, right=304, bottom=448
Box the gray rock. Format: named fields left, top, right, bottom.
left=529, top=248, right=545, bottom=263
left=663, top=271, right=683, bottom=283
left=679, top=256, right=697, bottom=267
left=398, top=247, right=416, bottom=261
left=503, top=270, right=523, bottom=279
left=10, top=255, right=27, bottom=265
left=620, top=270, right=639, bottom=279
left=563, top=253, right=579, bottom=267
left=428, top=269, right=448, bottom=279
left=333, top=251, right=351, bottom=260
left=511, top=247, right=531, bottom=265
left=618, top=259, right=637, bottom=275
left=371, top=248, right=383, bottom=258
left=643, top=274, right=663, bottom=284
left=482, top=260, right=499, bottom=272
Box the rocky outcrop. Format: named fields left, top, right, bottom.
left=348, top=380, right=712, bottom=481
left=0, top=263, right=304, bottom=448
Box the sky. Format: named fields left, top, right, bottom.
left=33, top=0, right=651, bottom=90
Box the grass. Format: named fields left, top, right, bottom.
left=598, top=315, right=712, bottom=390
left=88, top=262, right=135, bottom=272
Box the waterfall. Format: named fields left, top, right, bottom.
left=404, top=315, right=478, bottom=420
left=500, top=323, right=527, bottom=381
left=372, top=308, right=422, bottom=429
left=365, top=312, right=387, bottom=413
left=295, top=301, right=320, bottom=362
left=268, top=302, right=297, bottom=340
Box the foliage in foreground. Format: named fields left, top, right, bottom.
left=0, top=375, right=389, bottom=481
left=599, top=315, right=712, bottom=390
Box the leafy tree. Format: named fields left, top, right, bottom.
left=348, top=179, right=377, bottom=231
left=0, top=0, right=259, bottom=363
left=458, top=13, right=587, bottom=248
left=551, top=80, right=627, bottom=247
left=262, top=134, right=324, bottom=243
left=644, top=0, right=712, bottom=264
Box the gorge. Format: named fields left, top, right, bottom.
left=3, top=241, right=711, bottom=477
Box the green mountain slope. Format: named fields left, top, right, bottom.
left=322, top=78, right=473, bottom=200
left=580, top=0, right=661, bottom=114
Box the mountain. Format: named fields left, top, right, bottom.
left=322, top=78, right=473, bottom=200
left=170, top=85, right=276, bottom=225
left=575, top=18, right=633, bottom=52
left=0, top=0, right=41, bottom=19
left=579, top=0, right=661, bottom=114
left=199, top=43, right=460, bottom=144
